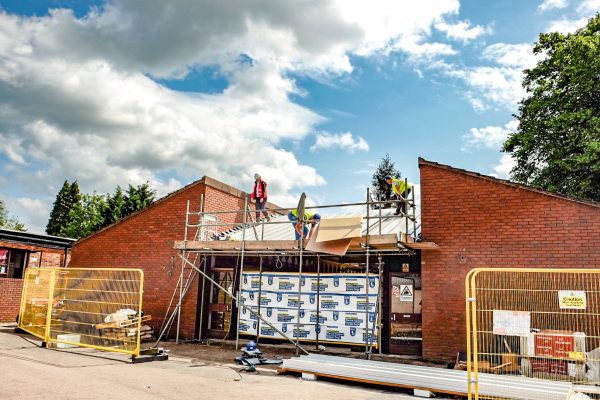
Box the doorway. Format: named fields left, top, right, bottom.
left=206, top=268, right=234, bottom=339
left=388, top=274, right=422, bottom=355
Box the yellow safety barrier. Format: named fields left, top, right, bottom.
left=466, top=268, right=600, bottom=400
left=18, top=267, right=144, bottom=356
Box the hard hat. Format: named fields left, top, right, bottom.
left=385, top=175, right=391, bottom=180
left=313, top=213, right=321, bottom=221
left=246, top=340, right=257, bottom=351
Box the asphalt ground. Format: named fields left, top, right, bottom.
left=0, top=325, right=434, bottom=400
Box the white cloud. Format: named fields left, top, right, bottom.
left=310, top=132, right=369, bottom=153
left=482, top=43, right=537, bottom=67
left=441, top=43, right=537, bottom=111
left=546, top=17, right=589, bottom=33
left=0, top=0, right=483, bottom=232
left=491, top=154, right=516, bottom=179
left=463, top=120, right=518, bottom=150
left=578, top=0, right=600, bottom=14
left=4, top=197, right=49, bottom=234
left=538, top=0, right=569, bottom=12
left=545, top=0, right=598, bottom=34
left=435, top=20, right=492, bottom=43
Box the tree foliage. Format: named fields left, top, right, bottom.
left=504, top=13, right=600, bottom=201
left=46, top=180, right=80, bottom=236
left=123, top=183, right=156, bottom=216
left=102, top=186, right=125, bottom=226
left=371, top=153, right=401, bottom=208
left=62, top=193, right=108, bottom=239
left=0, top=198, right=27, bottom=232
left=46, top=181, right=156, bottom=239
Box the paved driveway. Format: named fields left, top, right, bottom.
left=0, top=327, right=418, bottom=400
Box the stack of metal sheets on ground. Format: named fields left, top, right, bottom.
left=282, top=354, right=574, bottom=400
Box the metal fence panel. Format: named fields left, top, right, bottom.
left=466, top=268, right=600, bottom=400
left=18, top=268, right=144, bottom=356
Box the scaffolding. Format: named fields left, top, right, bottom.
left=161, top=182, right=430, bottom=358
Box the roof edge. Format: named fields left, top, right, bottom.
left=418, top=157, right=600, bottom=209
left=75, top=175, right=282, bottom=245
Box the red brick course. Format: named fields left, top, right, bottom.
left=419, top=159, right=600, bottom=361
left=0, top=278, right=23, bottom=322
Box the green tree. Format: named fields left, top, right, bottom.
left=123, top=182, right=156, bottom=216
left=371, top=153, right=401, bottom=208
left=46, top=180, right=80, bottom=236
left=102, top=186, right=125, bottom=226
left=62, top=193, right=108, bottom=239
left=0, top=197, right=27, bottom=231
left=504, top=14, right=600, bottom=201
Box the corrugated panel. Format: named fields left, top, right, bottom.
left=283, top=354, right=573, bottom=400
left=223, top=208, right=413, bottom=241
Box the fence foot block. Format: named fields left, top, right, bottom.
left=132, top=353, right=169, bottom=363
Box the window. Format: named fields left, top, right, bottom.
left=0, top=248, right=28, bottom=279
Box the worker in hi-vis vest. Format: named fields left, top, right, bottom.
left=385, top=175, right=412, bottom=215
left=287, top=209, right=321, bottom=240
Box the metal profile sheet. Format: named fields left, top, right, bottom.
left=282, top=355, right=573, bottom=400
left=241, top=306, right=375, bottom=328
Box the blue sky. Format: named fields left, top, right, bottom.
left=0, top=0, right=598, bottom=233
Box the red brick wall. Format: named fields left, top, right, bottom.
left=419, top=161, right=600, bottom=361
left=69, top=178, right=257, bottom=339
left=0, top=241, right=70, bottom=322
left=0, top=278, right=23, bottom=322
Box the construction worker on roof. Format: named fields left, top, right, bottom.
left=250, top=173, right=270, bottom=222
left=385, top=175, right=412, bottom=216
left=288, top=209, right=321, bottom=240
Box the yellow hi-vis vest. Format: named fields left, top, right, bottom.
left=391, top=178, right=411, bottom=196
left=291, top=209, right=314, bottom=220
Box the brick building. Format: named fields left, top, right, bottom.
left=0, top=229, right=75, bottom=322
left=67, top=160, right=600, bottom=362
left=419, top=158, right=600, bottom=361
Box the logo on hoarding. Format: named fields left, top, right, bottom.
left=350, top=327, right=356, bottom=336
left=282, top=323, right=288, bottom=333
left=300, top=310, right=305, bottom=318
left=243, top=276, right=248, bottom=284
left=309, top=294, right=316, bottom=304
left=300, top=276, right=306, bottom=286
left=369, top=277, right=376, bottom=288
left=369, top=313, right=375, bottom=323
left=267, top=308, right=273, bottom=317
left=253, top=321, right=257, bottom=329
left=316, top=326, right=321, bottom=334
left=249, top=292, right=255, bottom=300
left=268, top=276, right=273, bottom=285
left=277, top=293, right=283, bottom=302
left=333, top=311, right=339, bottom=321
left=344, top=295, right=351, bottom=305
left=334, top=277, right=340, bottom=287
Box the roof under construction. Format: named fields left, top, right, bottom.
left=174, top=208, right=438, bottom=254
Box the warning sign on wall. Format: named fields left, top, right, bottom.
left=400, top=285, right=413, bottom=302
left=558, top=290, right=586, bottom=310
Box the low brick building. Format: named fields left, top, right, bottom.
left=0, top=229, right=75, bottom=322
left=419, top=158, right=600, bottom=361
left=68, top=161, right=600, bottom=362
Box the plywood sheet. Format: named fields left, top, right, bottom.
left=305, top=226, right=352, bottom=256
left=315, top=217, right=362, bottom=242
